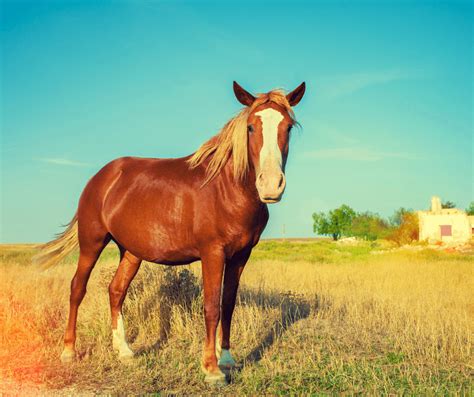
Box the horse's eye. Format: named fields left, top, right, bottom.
left=247, top=125, right=254, bottom=133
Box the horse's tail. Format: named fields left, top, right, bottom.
left=33, top=214, right=79, bottom=269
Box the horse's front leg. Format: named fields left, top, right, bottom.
left=216, top=249, right=250, bottom=369
left=200, top=248, right=226, bottom=385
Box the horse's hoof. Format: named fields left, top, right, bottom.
left=204, top=371, right=228, bottom=387
left=60, top=348, right=76, bottom=363
left=218, top=349, right=236, bottom=369
left=118, top=351, right=135, bottom=363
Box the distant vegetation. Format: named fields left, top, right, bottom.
left=466, top=201, right=474, bottom=215
left=389, top=207, right=412, bottom=227
left=441, top=200, right=456, bottom=209
left=312, top=205, right=355, bottom=241
left=387, top=211, right=419, bottom=245
left=313, top=205, right=418, bottom=244
left=350, top=211, right=392, bottom=241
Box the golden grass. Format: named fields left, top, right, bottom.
left=0, top=241, right=472, bottom=395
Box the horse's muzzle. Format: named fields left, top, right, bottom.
left=256, top=171, right=286, bottom=204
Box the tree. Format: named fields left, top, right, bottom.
left=441, top=200, right=456, bottom=209
left=388, top=212, right=419, bottom=245
left=389, top=207, right=412, bottom=227
left=350, top=211, right=391, bottom=241
left=312, top=212, right=331, bottom=237
left=466, top=202, right=474, bottom=215
left=313, top=204, right=356, bottom=241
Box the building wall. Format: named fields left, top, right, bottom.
left=467, top=215, right=474, bottom=235
left=418, top=212, right=472, bottom=243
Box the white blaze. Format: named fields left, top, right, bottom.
left=255, top=108, right=284, bottom=170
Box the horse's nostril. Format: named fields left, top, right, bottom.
left=278, top=174, right=285, bottom=188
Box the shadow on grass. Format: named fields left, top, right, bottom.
left=238, top=289, right=311, bottom=365
left=133, top=267, right=201, bottom=355
left=134, top=268, right=312, bottom=377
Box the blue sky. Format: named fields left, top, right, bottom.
left=1, top=0, right=472, bottom=243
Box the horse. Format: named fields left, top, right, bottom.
left=34, top=81, right=306, bottom=385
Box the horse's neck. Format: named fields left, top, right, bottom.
left=218, top=159, right=263, bottom=210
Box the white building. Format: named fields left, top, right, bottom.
left=418, top=196, right=474, bottom=244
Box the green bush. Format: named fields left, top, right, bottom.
left=349, top=212, right=392, bottom=241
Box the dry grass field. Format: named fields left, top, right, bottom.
left=0, top=240, right=473, bottom=395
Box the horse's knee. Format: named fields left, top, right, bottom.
left=204, top=303, right=220, bottom=324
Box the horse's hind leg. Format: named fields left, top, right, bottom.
left=61, top=235, right=110, bottom=362
left=108, top=250, right=142, bottom=360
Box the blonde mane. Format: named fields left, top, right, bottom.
left=188, top=90, right=296, bottom=185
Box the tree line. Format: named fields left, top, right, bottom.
left=313, top=201, right=474, bottom=245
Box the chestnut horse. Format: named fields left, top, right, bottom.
left=34, top=81, right=305, bottom=385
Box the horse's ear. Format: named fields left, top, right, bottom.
left=233, top=81, right=256, bottom=106
left=286, top=82, right=306, bottom=106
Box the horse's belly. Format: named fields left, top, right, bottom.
left=108, top=218, right=199, bottom=264
left=140, top=228, right=199, bottom=264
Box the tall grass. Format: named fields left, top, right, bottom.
left=0, top=241, right=472, bottom=395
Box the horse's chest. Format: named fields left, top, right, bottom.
left=222, top=212, right=268, bottom=255
left=227, top=229, right=254, bottom=252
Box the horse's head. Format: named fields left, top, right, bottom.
left=233, top=81, right=305, bottom=204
